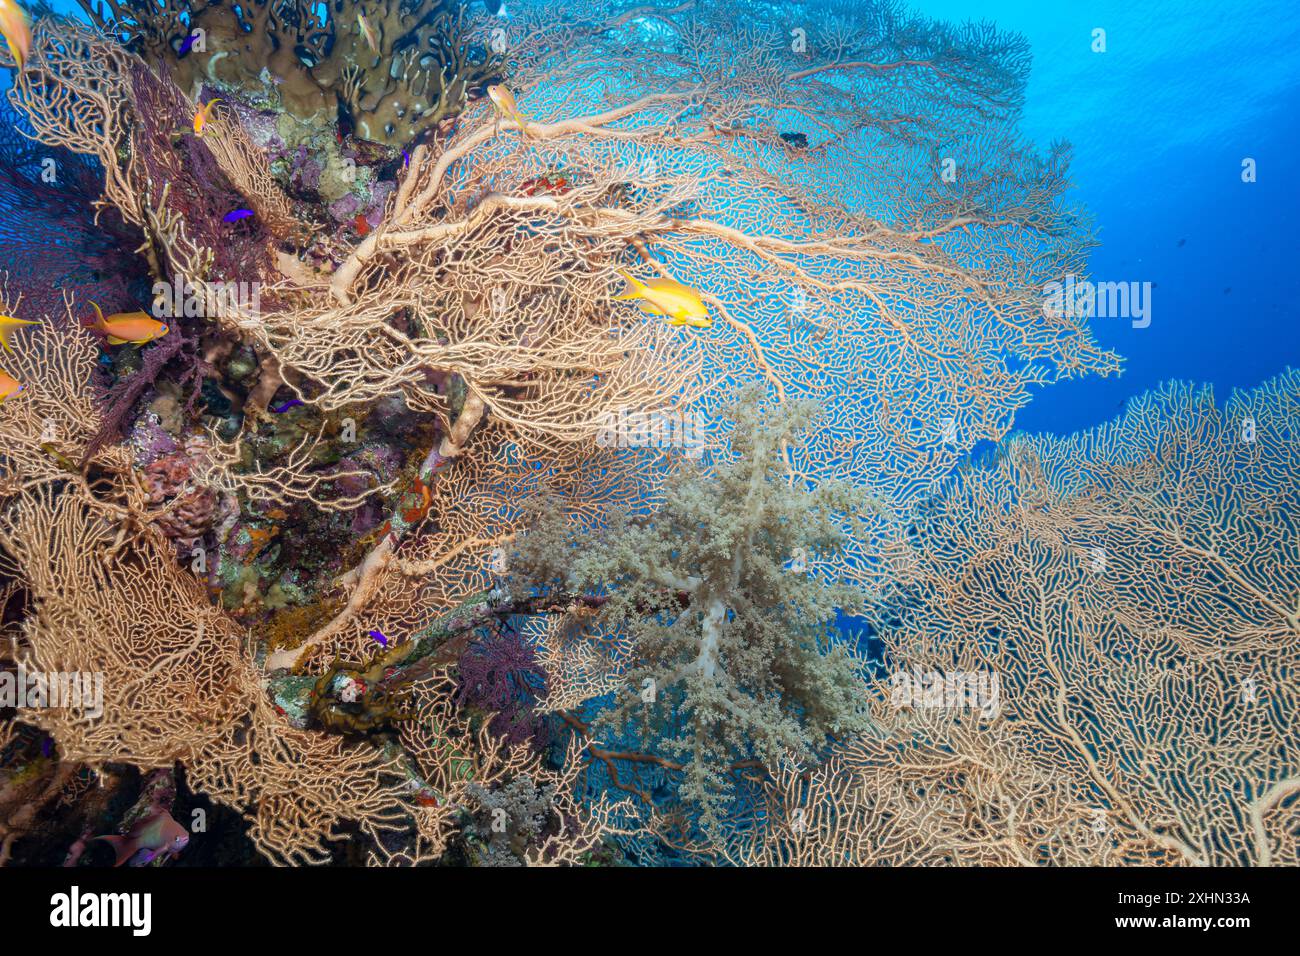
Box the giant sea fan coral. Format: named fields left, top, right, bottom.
left=745, top=372, right=1300, bottom=866
left=0, top=0, right=1159, bottom=867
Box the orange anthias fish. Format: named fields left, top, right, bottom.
left=0, top=0, right=31, bottom=71
left=615, top=271, right=712, bottom=329
left=486, top=83, right=529, bottom=137
left=353, top=212, right=371, bottom=236
left=0, top=313, right=37, bottom=352
left=193, top=97, right=221, bottom=137
left=89, top=302, right=170, bottom=346
left=0, top=367, right=23, bottom=402
left=93, top=809, right=190, bottom=867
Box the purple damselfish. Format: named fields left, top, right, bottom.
left=270, top=399, right=304, bottom=413
left=368, top=630, right=388, bottom=647
left=223, top=209, right=255, bottom=223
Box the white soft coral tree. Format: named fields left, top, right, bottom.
left=509, top=386, right=879, bottom=837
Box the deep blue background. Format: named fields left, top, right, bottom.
left=910, top=0, right=1300, bottom=436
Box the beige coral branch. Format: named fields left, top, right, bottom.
left=264, top=391, right=487, bottom=672
left=200, top=111, right=301, bottom=242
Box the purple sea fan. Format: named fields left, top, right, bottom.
left=0, top=103, right=147, bottom=321
left=454, top=627, right=550, bottom=751
left=128, top=68, right=275, bottom=281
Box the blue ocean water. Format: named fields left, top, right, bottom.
left=910, top=0, right=1300, bottom=437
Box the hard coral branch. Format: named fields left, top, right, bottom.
left=100, top=0, right=502, bottom=147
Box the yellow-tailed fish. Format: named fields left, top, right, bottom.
left=193, top=97, right=221, bottom=137
left=89, top=302, right=170, bottom=346
left=41, top=443, right=83, bottom=474
left=615, top=271, right=712, bottom=329
left=357, top=12, right=379, bottom=54
left=0, top=313, right=37, bottom=352
left=0, top=0, right=31, bottom=71
left=0, top=367, right=22, bottom=402
left=487, top=84, right=529, bottom=137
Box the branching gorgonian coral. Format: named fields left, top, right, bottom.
left=744, top=372, right=1300, bottom=866
left=0, top=0, right=1143, bottom=865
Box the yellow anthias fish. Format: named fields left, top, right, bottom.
left=615, top=271, right=712, bottom=329
left=357, top=12, right=379, bottom=54
left=0, top=367, right=23, bottom=402
left=89, top=302, right=170, bottom=346
left=486, top=83, right=529, bottom=137
left=193, top=98, right=221, bottom=137
left=0, top=0, right=31, bottom=71
left=0, top=313, right=37, bottom=352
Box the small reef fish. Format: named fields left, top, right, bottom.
left=0, top=0, right=31, bottom=71
left=89, top=302, right=170, bottom=346
left=0, top=367, right=23, bottom=401
left=93, top=809, right=190, bottom=867
left=780, top=131, right=809, bottom=150
left=193, top=97, right=221, bottom=137
left=353, top=212, right=371, bottom=236
left=223, top=208, right=254, bottom=223
left=270, top=398, right=304, bottom=413
left=40, top=443, right=83, bottom=475
left=402, top=148, right=411, bottom=168
left=615, top=271, right=712, bottom=329
left=0, top=313, right=37, bottom=352
left=487, top=83, right=529, bottom=137
left=177, top=29, right=200, bottom=56
left=368, top=629, right=388, bottom=647
left=357, top=12, right=380, bottom=54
